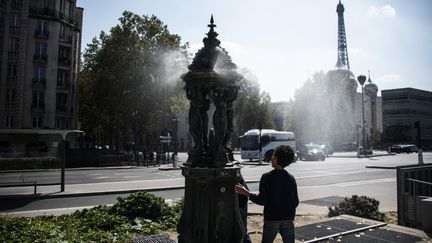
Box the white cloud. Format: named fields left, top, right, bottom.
left=368, top=5, right=396, bottom=17
left=376, top=74, right=400, bottom=83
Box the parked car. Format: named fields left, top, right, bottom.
left=390, top=144, right=418, bottom=153
left=358, top=146, right=373, bottom=155
left=297, top=143, right=326, bottom=161
left=401, top=144, right=419, bottom=153
left=321, top=144, right=334, bottom=156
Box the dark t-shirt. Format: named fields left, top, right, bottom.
left=249, top=169, right=299, bottom=221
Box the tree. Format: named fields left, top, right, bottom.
left=79, top=11, right=188, bottom=152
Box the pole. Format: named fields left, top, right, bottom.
left=415, top=121, right=423, bottom=164
left=258, top=128, right=262, bottom=165
left=60, top=140, right=66, bottom=192
left=361, top=85, right=366, bottom=156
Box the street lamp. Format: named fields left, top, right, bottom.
left=357, top=75, right=367, bottom=156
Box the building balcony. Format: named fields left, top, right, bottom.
left=29, top=8, right=80, bottom=30
left=56, top=83, right=70, bottom=92
left=56, top=106, right=68, bottom=113
left=8, top=51, right=18, bottom=59
left=34, top=30, right=49, bottom=39
left=31, top=104, right=45, bottom=112
left=59, top=35, right=73, bottom=44
left=5, top=102, right=17, bottom=111
left=32, top=79, right=47, bottom=89
left=58, top=57, right=71, bottom=67
left=9, top=26, right=20, bottom=34
left=6, top=76, right=17, bottom=86
left=33, top=54, right=47, bottom=63
left=11, top=1, right=22, bottom=10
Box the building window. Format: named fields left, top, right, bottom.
left=43, top=0, right=51, bottom=8
left=57, top=69, right=68, bottom=88
left=6, top=116, right=14, bottom=128
left=11, top=0, right=22, bottom=10
left=32, top=91, right=44, bottom=109
left=7, top=63, right=17, bottom=82
left=34, top=42, right=47, bottom=60
left=58, top=46, right=70, bottom=65
left=35, top=20, right=49, bottom=38
left=9, top=14, right=20, bottom=33
left=59, top=25, right=72, bottom=43
left=0, top=11, right=4, bottom=26
left=6, top=89, right=16, bottom=103
left=8, top=37, right=19, bottom=57
left=32, top=117, right=43, bottom=128
left=33, top=67, right=46, bottom=84
left=56, top=93, right=67, bottom=111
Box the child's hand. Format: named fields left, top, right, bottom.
left=235, top=183, right=250, bottom=197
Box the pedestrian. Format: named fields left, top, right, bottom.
left=235, top=145, right=299, bottom=243
left=237, top=173, right=252, bottom=243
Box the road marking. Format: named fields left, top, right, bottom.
left=298, top=178, right=396, bottom=189
left=295, top=169, right=386, bottom=180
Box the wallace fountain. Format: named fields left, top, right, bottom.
left=176, top=16, right=244, bottom=243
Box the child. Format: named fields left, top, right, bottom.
left=235, top=145, right=299, bottom=243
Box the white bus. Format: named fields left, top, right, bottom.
left=240, top=129, right=296, bottom=162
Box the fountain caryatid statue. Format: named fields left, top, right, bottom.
left=177, top=16, right=244, bottom=243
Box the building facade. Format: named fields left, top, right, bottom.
left=0, top=0, right=83, bottom=130
left=382, top=88, right=432, bottom=150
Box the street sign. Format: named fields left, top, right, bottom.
left=160, top=135, right=171, bottom=144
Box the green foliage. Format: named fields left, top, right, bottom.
left=0, top=157, right=60, bottom=170
left=0, top=192, right=183, bottom=242
left=328, top=195, right=387, bottom=222
left=79, top=11, right=188, bottom=151
left=110, top=191, right=172, bottom=223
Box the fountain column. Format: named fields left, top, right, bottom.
left=176, top=16, right=244, bottom=243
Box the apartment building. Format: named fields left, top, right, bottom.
left=0, top=0, right=83, bottom=130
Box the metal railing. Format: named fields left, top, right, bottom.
left=397, top=164, right=432, bottom=228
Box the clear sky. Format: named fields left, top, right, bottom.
left=76, top=0, right=432, bottom=102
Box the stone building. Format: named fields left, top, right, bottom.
left=0, top=0, right=83, bottom=155
left=0, top=0, right=83, bottom=130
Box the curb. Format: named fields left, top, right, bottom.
left=365, top=165, right=397, bottom=169
left=0, top=180, right=261, bottom=199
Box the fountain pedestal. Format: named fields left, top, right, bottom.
left=177, top=166, right=243, bottom=243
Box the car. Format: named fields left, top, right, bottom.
left=321, top=144, right=334, bottom=156
left=358, top=146, right=373, bottom=155
left=390, top=144, right=419, bottom=153
left=401, top=144, right=418, bottom=153
left=390, top=144, right=403, bottom=153
left=297, top=143, right=326, bottom=161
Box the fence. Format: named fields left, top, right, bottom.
left=396, top=164, right=432, bottom=228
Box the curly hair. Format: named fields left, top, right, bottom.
left=273, top=145, right=295, bottom=167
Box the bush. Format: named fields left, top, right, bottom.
left=0, top=192, right=183, bottom=242
left=110, top=191, right=172, bottom=222
left=328, top=195, right=387, bottom=222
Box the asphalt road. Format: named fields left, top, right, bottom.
left=1, top=152, right=430, bottom=216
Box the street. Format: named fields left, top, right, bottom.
left=1, top=152, right=430, bottom=216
